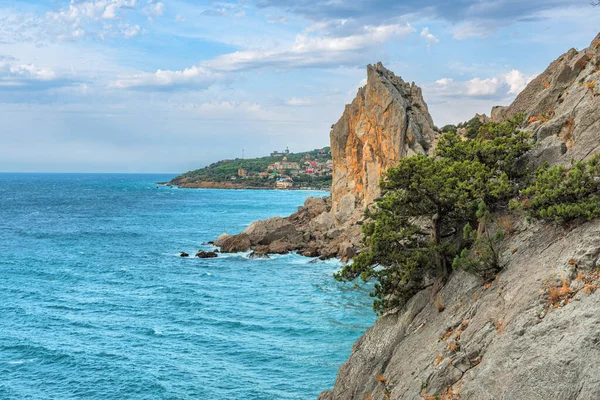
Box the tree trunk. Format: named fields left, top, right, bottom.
left=431, top=212, right=448, bottom=275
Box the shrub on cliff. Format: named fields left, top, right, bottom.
left=437, top=114, right=529, bottom=180
left=452, top=202, right=505, bottom=280
left=457, top=117, right=483, bottom=139
left=335, top=121, right=532, bottom=313
left=515, top=154, right=600, bottom=222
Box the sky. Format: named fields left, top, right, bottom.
left=0, top=0, right=598, bottom=173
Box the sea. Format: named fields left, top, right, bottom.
left=0, top=173, right=374, bottom=400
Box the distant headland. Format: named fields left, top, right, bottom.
left=166, top=147, right=332, bottom=190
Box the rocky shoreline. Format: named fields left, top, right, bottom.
left=212, top=196, right=360, bottom=261
left=210, top=63, right=438, bottom=261
left=159, top=181, right=330, bottom=191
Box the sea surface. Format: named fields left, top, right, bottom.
left=0, top=173, right=374, bottom=400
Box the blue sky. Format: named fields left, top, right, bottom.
left=0, top=0, right=598, bottom=172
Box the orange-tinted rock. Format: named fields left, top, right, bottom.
left=329, top=62, right=437, bottom=219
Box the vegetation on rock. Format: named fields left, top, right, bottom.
left=452, top=202, right=505, bottom=279
left=515, top=154, right=600, bottom=222
left=335, top=118, right=532, bottom=313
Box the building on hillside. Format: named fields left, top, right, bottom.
left=267, top=156, right=300, bottom=171
left=237, top=168, right=247, bottom=177
left=276, top=178, right=293, bottom=189
left=271, top=147, right=290, bottom=157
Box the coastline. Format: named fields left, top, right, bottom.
left=158, top=181, right=330, bottom=191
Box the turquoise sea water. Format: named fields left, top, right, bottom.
left=0, top=173, right=374, bottom=400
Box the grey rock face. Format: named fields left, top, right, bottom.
left=497, top=32, right=600, bottom=167
left=320, top=33, right=600, bottom=400
left=320, top=219, right=600, bottom=399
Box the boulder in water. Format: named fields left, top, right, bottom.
left=196, top=251, right=218, bottom=258
left=219, top=233, right=252, bottom=253
left=248, top=251, right=270, bottom=259
left=214, top=233, right=229, bottom=247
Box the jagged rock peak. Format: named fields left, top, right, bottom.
left=329, top=62, right=437, bottom=222
left=493, top=31, right=600, bottom=167
left=319, top=32, right=600, bottom=400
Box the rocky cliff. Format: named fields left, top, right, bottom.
left=495, top=32, right=600, bottom=168
left=213, top=63, right=436, bottom=259
left=319, top=217, right=600, bottom=400
left=318, top=32, right=600, bottom=400
left=330, top=62, right=437, bottom=222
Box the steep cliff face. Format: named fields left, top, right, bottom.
left=330, top=63, right=437, bottom=221
left=493, top=32, right=600, bottom=168
left=214, top=63, right=437, bottom=259
left=319, top=32, right=600, bottom=400
left=319, top=218, right=600, bottom=400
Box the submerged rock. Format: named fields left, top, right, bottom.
left=248, top=251, right=270, bottom=259
left=179, top=251, right=189, bottom=257
left=195, top=251, right=218, bottom=258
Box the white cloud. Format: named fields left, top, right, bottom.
left=285, top=97, right=314, bottom=106
left=431, top=69, right=535, bottom=98
left=0, top=59, right=77, bottom=91
left=435, top=78, right=453, bottom=86
left=420, top=27, right=439, bottom=47
left=145, top=0, right=165, bottom=19
left=8, top=64, right=57, bottom=81
left=200, top=3, right=245, bottom=18
left=45, top=0, right=156, bottom=39
left=46, top=0, right=137, bottom=23
left=465, top=77, right=501, bottom=96
left=503, top=69, right=533, bottom=94
left=110, top=65, right=222, bottom=90
left=205, top=23, right=416, bottom=71
left=175, top=15, right=185, bottom=23
left=122, top=24, right=141, bottom=38
left=110, top=22, right=416, bottom=92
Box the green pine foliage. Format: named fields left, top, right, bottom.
left=452, top=202, right=505, bottom=280
left=440, top=124, right=458, bottom=134
left=437, top=114, right=530, bottom=180
left=335, top=119, right=531, bottom=314
left=456, top=117, right=483, bottom=139
left=517, top=154, right=600, bottom=222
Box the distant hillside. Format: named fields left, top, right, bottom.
left=170, top=147, right=332, bottom=189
